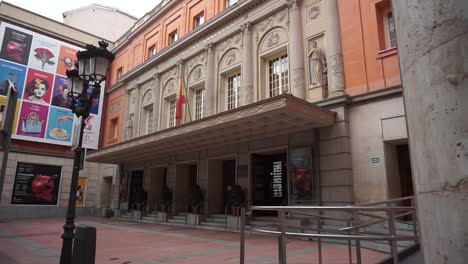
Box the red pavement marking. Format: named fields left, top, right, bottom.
left=0, top=217, right=388, bottom=264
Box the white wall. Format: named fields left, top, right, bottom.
left=349, top=96, right=407, bottom=204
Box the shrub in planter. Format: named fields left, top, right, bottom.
left=229, top=184, right=245, bottom=216
left=189, top=184, right=204, bottom=214
left=159, top=185, right=172, bottom=212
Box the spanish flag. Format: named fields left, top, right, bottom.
left=175, top=69, right=186, bottom=126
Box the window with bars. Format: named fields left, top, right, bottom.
left=268, top=55, right=289, bottom=97
left=194, top=12, right=205, bottom=29
left=168, top=99, right=176, bottom=128
left=227, top=73, right=241, bottom=110
left=146, top=106, right=153, bottom=134
left=195, top=88, right=205, bottom=120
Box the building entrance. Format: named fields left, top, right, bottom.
left=128, top=171, right=144, bottom=211
left=252, top=153, right=288, bottom=214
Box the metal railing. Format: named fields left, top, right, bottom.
left=240, top=196, right=418, bottom=264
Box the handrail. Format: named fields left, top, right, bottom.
left=359, top=196, right=414, bottom=206
left=240, top=196, right=419, bottom=264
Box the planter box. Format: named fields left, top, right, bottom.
left=102, top=208, right=114, bottom=218
left=226, top=215, right=241, bottom=229
left=132, top=210, right=142, bottom=221
left=187, top=213, right=204, bottom=225
left=156, top=212, right=171, bottom=222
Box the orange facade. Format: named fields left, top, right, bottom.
left=108, top=0, right=227, bottom=87
left=338, top=0, right=401, bottom=96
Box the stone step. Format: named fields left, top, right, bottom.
left=200, top=221, right=225, bottom=227
left=204, top=217, right=225, bottom=223
left=167, top=218, right=186, bottom=224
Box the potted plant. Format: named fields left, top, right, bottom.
left=159, top=185, right=172, bottom=213
left=229, top=184, right=245, bottom=217
left=189, top=184, right=204, bottom=214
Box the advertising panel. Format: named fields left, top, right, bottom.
left=0, top=22, right=104, bottom=149
left=11, top=162, right=62, bottom=205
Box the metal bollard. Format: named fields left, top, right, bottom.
left=71, top=224, right=97, bottom=264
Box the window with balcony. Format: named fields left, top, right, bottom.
left=268, top=55, right=288, bottom=97
left=168, top=99, right=176, bottom=128
left=168, top=30, right=178, bottom=45
left=110, top=118, right=118, bottom=140
left=227, top=73, right=241, bottom=110
left=194, top=88, right=205, bottom=120
left=144, top=106, right=153, bottom=134
left=194, top=12, right=205, bottom=29
left=117, top=67, right=123, bottom=80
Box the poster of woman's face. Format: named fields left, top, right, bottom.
left=23, top=68, right=54, bottom=105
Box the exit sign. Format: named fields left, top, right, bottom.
left=371, top=157, right=380, bottom=164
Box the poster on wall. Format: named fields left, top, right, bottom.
left=289, top=146, right=314, bottom=202
left=0, top=22, right=104, bottom=149
left=76, top=177, right=87, bottom=206
left=11, top=162, right=62, bottom=205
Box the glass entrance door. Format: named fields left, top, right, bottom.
left=253, top=153, right=288, bottom=207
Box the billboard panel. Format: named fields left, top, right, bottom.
left=0, top=22, right=104, bottom=149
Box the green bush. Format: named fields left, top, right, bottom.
left=229, top=184, right=245, bottom=207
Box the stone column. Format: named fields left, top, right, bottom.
left=325, top=0, right=345, bottom=96
left=241, top=22, right=253, bottom=106
left=124, top=88, right=132, bottom=141
left=393, top=1, right=468, bottom=263
left=134, top=84, right=141, bottom=137
left=288, top=0, right=306, bottom=99
left=205, top=43, right=215, bottom=116
left=152, top=73, right=161, bottom=132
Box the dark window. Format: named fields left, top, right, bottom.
left=168, top=31, right=178, bottom=45
left=194, top=12, right=205, bottom=29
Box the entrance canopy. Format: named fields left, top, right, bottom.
left=87, top=94, right=336, bottom=164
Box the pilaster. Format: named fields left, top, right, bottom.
left=325, top=0, right=345, bottom=96
left=288, top=0, right=306, bottom=99
left=241, top=22, right=253, bottom=106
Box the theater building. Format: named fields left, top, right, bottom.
left=88, top=0, right=412, bottom=222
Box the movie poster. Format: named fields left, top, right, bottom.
left=289, top=146, right=314, bottom=201
left=51, top=75, right=70, bottom=109
left=11, top=162, right=62, bottom=205
left=0, top=27, right=33, bottom=66
left=16, top=101, right=49, bottom=138
left=0, top=60, right=26, bottom=97
left=76, top=177, right=87, bottom=206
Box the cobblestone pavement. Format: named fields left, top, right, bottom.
left=0, top=217, right=387, bottom=264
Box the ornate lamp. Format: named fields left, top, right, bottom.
left=60, top=41, right=114, bottom=264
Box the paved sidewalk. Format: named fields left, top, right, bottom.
left=0, top=217, right=386, bottom=264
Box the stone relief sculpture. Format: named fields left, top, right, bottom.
left=126, top=114, right=134, bottom=140
left=308, top=41, right=327, bottom=87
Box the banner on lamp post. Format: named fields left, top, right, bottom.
left=71, top=116, right=82, bottom=151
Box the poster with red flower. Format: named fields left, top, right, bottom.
left=28, top=35, right=59, bottom=74
left=11, top=162, right=62, bottom=205
left=23, top=68, right=54, bottom=104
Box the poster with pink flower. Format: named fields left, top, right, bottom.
left=23, top=68, right=54, bottom=105
left=28, top=35, right=59, bottom=74
left=16, top=101, right=49, bottom=139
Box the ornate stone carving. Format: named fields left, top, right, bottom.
left=293, top=68, right=304, bottom=95
left=217, top=35, right=240, bottom=61
left=166, top=81, right=175, bottom=94
left=308, top=6, right=320, bottom=20
left=240, top=22, right=251, bottom=34
left=142, top=90, right=153, bottom=104
left=329, top=54, right=344, bottom=91
left=256, top=11, right=289, bottom=43
left=267, top=32, right=280, bottom=47
left=189, top=66, right=204, bottom=84
left=225, top=51, right=236, bottom=65
left=276, top=9, right=287, bottom=23
left=308, top=41, right=326, bottom=87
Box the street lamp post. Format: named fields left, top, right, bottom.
left=59, top=41, right=114, bottom=264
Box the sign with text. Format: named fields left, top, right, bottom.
left=0, top=22, right=104, bottom=149
left=11, top=162, right=62, bottom=205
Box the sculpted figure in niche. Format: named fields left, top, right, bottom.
left=126, top=114, right=134, bottom=140
left=308, top=41, right=326, bottom=87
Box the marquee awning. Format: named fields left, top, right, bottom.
left=87, top=94, right=336, bottom=164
